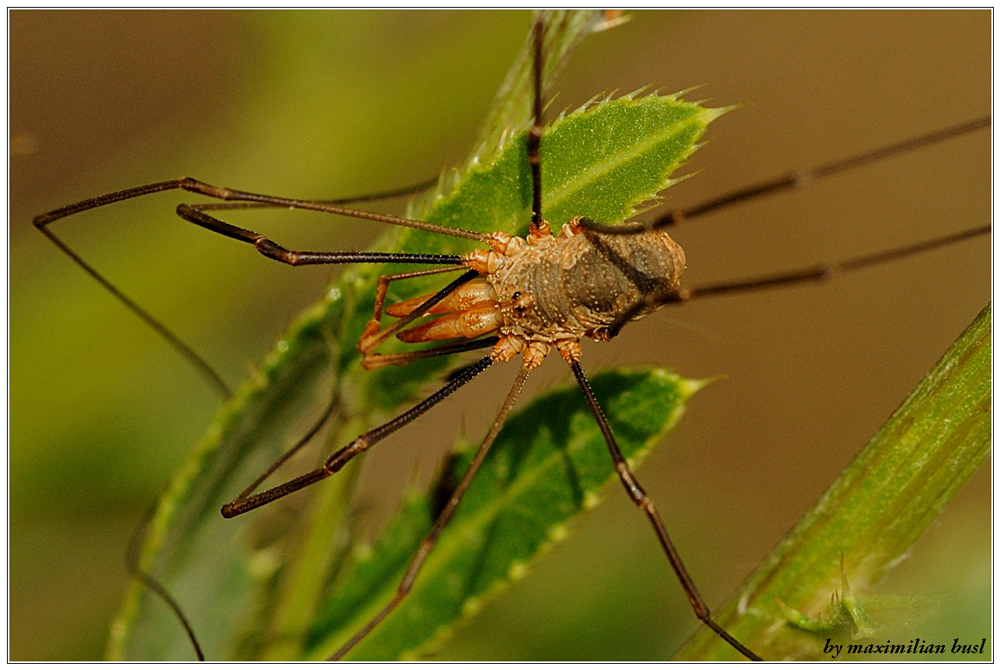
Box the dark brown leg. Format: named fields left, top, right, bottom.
left=33, top=215, right=233, bottom=398
left=577, top=116, right=990, bottom=235
left=329, top=361, right=534, bottom=660
left=35, top=175, right=449, bottom=659
left=527, top=17, right=545, bottom=233
left=191, top=176, right=438, bottom=211
left=568, top=360, right=761, bottom=662
left=35, top=177, right=487, bottom=240
left=606, top=223, right=991, bottom=338
left=369, top=266, right=466, bottom=334
left=33, top=177, right=479, bottom=397
left=361, top=335, right=499, bottom=370
left=122, top=377, right=345, bottom=662
left=126, top=502, right=206, bottom=661
left=231, top=384, right=342, bottom=506
left=176, top=204, right=464, bottom=267
left=358, top=270, right=480, bottom=355
left=221, top=354, right=496, bottom=518
left=229, top=333, right=498, bottom=515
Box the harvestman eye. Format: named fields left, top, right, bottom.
left=30, top=11, right=989, bottom=662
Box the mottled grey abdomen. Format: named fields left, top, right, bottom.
left=490, top=229, right=685, bottom=341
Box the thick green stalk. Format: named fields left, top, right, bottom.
left=676, top=303, right=992, bottom=661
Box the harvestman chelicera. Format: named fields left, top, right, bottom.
left=34, top=16, right=989, bottom=662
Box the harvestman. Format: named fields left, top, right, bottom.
left=35, top=17, right=989, bottom=661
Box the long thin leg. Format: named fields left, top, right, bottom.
left=40, top=176, right=442, bottom=659
left=33, top=177, right=471, bottom=397
left=191, top=175, right=438, bottom=211
left=233, top=335, right=498, bottom=509
left=527, top=17, right=545, bottom=233
left=126, top=501, right=205, bottom=661
left=358, top=270, right=480, bottom=355
left=607, top=223, right=990, bottom=338
left=361, top=335, right=500, bottom=371
left=680, top=224, right=992, bottom=301
left=221, top=354, right=495, bottom=518
left=233, top=385, right=341, bottom=505
left=577, top=115, right=991, bottom=235
left=35, top=177, right=487, bottom=241
left=330, top=361, right=534, bottom=660
left=176, top=205, right=464, bottom=267
left=369, top=266, right=466, bottom=332
left=122, top=379, right=345, bottom=663
left=569, top=360, right=761, bottom=662
left=34, top=217, right=233, bottom=398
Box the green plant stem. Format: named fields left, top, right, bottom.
left=260, top=419, right=364, bottom=660
left=676, top=303, right=992, bottom=661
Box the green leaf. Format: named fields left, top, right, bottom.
left=109, top=11, right=720, bottom=661
left=308, top=369, right=701, bottom=660
left=675, top=303, right=991, bottom=661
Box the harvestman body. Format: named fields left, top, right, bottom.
left=34, top=16, right=989, bottom=661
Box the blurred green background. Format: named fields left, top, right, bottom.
left=11, top=10, right=990, bottom=660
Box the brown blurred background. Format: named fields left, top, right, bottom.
left=11, top=10, right=990, bottom=660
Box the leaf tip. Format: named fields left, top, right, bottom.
left=704, top=102, right=743, bottom=123
left=679, top=376, right=716, bottom=399
left=701, top=102, right=745, bottom=125
left=671, top=83, right=709, bottom=99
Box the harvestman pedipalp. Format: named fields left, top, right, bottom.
left=33, top=14, right=989, bottom=661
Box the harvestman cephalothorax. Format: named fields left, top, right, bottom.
left=31, top=12, right=989, bottom=661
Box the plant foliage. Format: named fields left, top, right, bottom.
left=110, top=11, right=720, bottom=660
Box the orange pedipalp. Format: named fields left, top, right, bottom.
left=386, top=279, right=494, bottom=317
left=397, top=304, right=501, bottom=343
